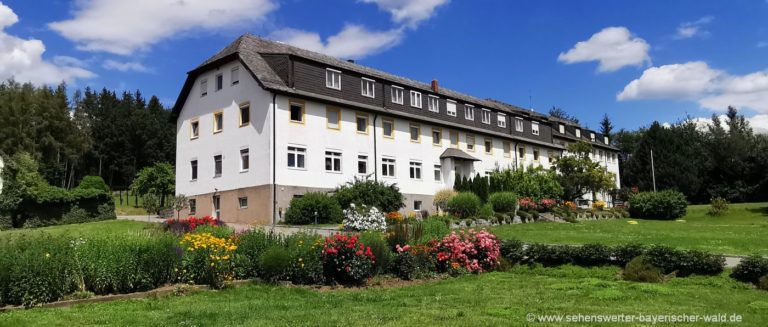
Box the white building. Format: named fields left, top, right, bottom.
left=172, top=34, right=620, bottom=225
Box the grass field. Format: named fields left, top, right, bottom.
left=112, top=192, right=148, bottom=216
left=1, top=265, right=766, bottom=326
left=0, top=220, right=157, bottom=240
left=490, top=203, right=768, bottom=256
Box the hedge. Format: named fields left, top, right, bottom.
left=284, top=192, right=343, bottom=225
left=10, top=185, right=115, bottom=228
left=628, top=190, right=688, bottom=220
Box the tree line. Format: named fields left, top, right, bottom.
left=0, top=80, right=175, bottom=190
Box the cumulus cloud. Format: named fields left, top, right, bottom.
left=558, top=27, right=651, bottom=72
left=0, top=2, right=94, bottom=85
left=360, top=0, right=450, bottom=28
left=49, top=0, right=277, bottom=55
left=270, top=24, right=403, bottom=59
left=674, top=16, right=713, bottom=39
left=689, top=114, right=768, bottom=134
left=617, top=62, right=768, bottom=113
left=102, top=59, right=150, bottom=73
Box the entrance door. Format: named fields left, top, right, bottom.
left=212, top=195, right=221, bottom=220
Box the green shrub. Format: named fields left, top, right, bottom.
left=445, top=192, right=481, bottom=218
left=358, top=231, right=392, bottom=275
left=500, top=239, right=525, bottom=264
left=524, top=243, right=573, bottom=266
left=60, top=206, right=91, bottom=225
left=477, top=203, right=495, bottom=220
left=707, top=197, right=729, bottom=216
left=419, top=218, right=450, bottom=242
left=284, top=233, right=324, bottom=285
left=284, top=192, right=343, bottom=225
left=332, top=177, right=405, bottom=212
left=612, top=243, right=646, bottom=266
left=390, top=244, right=436, bottom=280
left=628, top=190, right=687, bottom=220
left=644, top=245, right=724, bottom=277
left=488, top=166, right=563, bottom=200
left=758, top=276, right=768, bottom=291
left=622, top=256, right=663, bottom=283
left=232, top=229, right=284, bottom=279
left=194, top=225, right=234, bottom=239
left=77, top=176, right=110, bottom=193
left=487, top=192, right=518, bottom=213
left=259, top=246, right=292, bottom=283
left=730, top=255, right=768, bottom=284
left=433, top=189, right=457, bottom=212
left=572, top=243, right=613, bottom=266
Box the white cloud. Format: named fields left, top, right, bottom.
left=49, top=0, right=277, bottom=55
left=689, top=114, right=768, bottom=134
left=102, top=59, right=150, bottom=72
left=270, top=24, right=403, bottom=59
left=360, top=0, right=449, bottom=28
left=0, top=2, right=94, bottom=85
left=674, top=16, right=713, bottom=39
left=618, top=62, right=768, bottom=113
left=558, top=27, right=651, bottom=72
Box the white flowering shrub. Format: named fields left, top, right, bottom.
left=343, top=204, right=386, bottom=232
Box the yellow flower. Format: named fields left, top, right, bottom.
left=210, top=263, right=215, bottom=267
left=45, top=253, right=51, bottom=258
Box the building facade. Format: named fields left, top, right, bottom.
left=172, top=34, right=620, bottom=225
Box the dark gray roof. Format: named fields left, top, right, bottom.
left=440, top=148, right=481, bottom=161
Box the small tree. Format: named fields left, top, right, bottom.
left=142, top=193, right=161, bottom=220
left=172, top=194, right=189, bottom=222
left=130, top=162, right=175, bottom=207
left=553, top=141, right=616, bottom=201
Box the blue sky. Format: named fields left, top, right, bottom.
left=1, top=0, right=768, bottom=132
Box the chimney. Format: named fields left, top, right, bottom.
left=431, top=79, right=439, bottom=93
left=347, top=59, right=355, bottom=63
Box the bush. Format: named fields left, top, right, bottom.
left=284, top=192, right=343, bottom=225
left=612, top=243, right=646, bottom=266
left=628, top=190, right=687, bottom=220
left=477, top=203, right=495, bottom=220
left=284, top=233, right=324, bottom=285
left=759, top=276, right=768, bottom=291
left=499, top=239, right=525, bottom=263
left=179, top=232, right=237, bottom=288
left=622, top=256, right=663, bottom=283
left=419, top=218, right=450, bottom=242
left=332, top=177, right=405, bottom=212
left=445, top=192, right=481, bottom=219
left=231, top=229, right=283, bottom=279
left=165, top=216, right=225, bottom=234
left=322, top=234, right=375, bottom=285
left=708, top=197, right=729, bottom=216
left=487, top=192, right=518, bottom=213
left=433, top=189, right=457, bottom=213
left=391, top=244, right=436, bottom=280
left=77, top=176, right=110, bottom=193
left=518, top=197, right=537, bottom=211
left=730, top=255, right=768, bottom=284
left=523, top=243, right=573, bottom=266
left=572, top=243, right=613, bottom=266
left=435, top=230, right=500, bottom=273
left=258, top=246, right=292, bottom=283
left=644, top=245, right=724, bottom=277
left=0, top=235, right=75, bottom=307
left=488, top=166, right=563, bottom=200
left=343, top=204, right=386, bottom=232
left=358, top=232, right=391, bottom=275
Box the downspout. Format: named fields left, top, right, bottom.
left=373, top=113, right=379, bottom=182
left=513, top=141, right=519, bottom=168
left=271, top=92, right=277, bottom=226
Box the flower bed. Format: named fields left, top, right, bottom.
left=164, top=216, right=224, bottom=234
left=435, top=229, right=501, bottom=274
left=322, top=234, right=376, bottom=285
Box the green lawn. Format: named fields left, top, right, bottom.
left=1, top=265, right=766, bottom=326
left=112, top=192, right=148, bottom=216
left=0, top=220, right=157, bottom=240
left=490, top=202, right=768, bottom=256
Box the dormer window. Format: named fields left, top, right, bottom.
left=326, top=68, right=341, bottom=90
left=559, top=124, right=565, bottom=134
left=590, top=133, right=596, bottom=142
left=481, top=109, right=491, bottom=124
left=604, top=136, right=609, bottom=144
left=447, top=100, right=457, bottom=117
left=575, top=128, right=581, bottom=138
left=465, top=105, right=475, bottom=120
left=515, top=117, right=524, bottom=132
left=361, top=78, right=375, bottom=98
left=428, top=95, right=439, bottom=112
left=532, top=121, right=540, bottom=135
left=498, top=114, right=507, bottom=128
left=231, top=66, right=240, bottom=85
left=391, top=86, right=404, bottom=104
left=410, top=91, right=422, bottom=108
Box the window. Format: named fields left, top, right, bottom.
left=466, top=134, right=475, bottom=151
left=356, top=113, right=369, bottom=134
left=382, top=118, right=394, bottom=138
left=326, top=69, right=341, bottom=90
left=409, top=124, right=421, bottom=142
left=190, top=120, right=199, bottom=139
left=450, top=130, right=459, bottom=148
left=239, top=197, right=248, bottom=209
left=434, top=164, right=442, bottom=182
left=590, top=132, right=596, bottom=142
left=533, top=148, right=540, bottom=162
left=503, top=141, right=511, bottom=157
left=382, top=157, right=396, bottom=177
left=214, top=155, right=222, bottom=177
left=414, top=201, right=422, bottom=211
left=410, top=91, right=422, bottom=108
left=532, top=121, right=540, bottom=135
left=518, top=146, right=526, bottom=161
left=604, top=136, right=609, bottom=144
left=482, top=109, right=491, bottom=124
left=200, top=78, right=208, bottom=97
left=361, top=78, right=375, bottom=98
left=215, top=73, right=223, bottom=91
left=498, top=114, right=507, bottom=128
left=515, top=117, right=524, bottom=132
left=191, top=160, right=198, bottom=180
left=239, top=104, right=250, bottom=127
left=213, top=111, right=223, bottom=133
left=287, top=146, right=306, bottom=169
left=391, top=86, right=404, bottom=104
left=575, top=128, right=581, bottom=138
left=188, top=199, right=197, bottom=215
left=484, top=138, right=493, bottom=154
left=357, top=154, right=368, bottom=174
left=231, top=66, right=240, bottom=85
left=465, top=105, right=475, bottom=120
left=432, top=128, right=442, bottom=145
left=428, top=96, right=439, bottom=112
left=240, top=148, right=249, bottom=171
left=326, top=107, right=340, bottom=130
left=409, top=161, right=422, bottom=180
left=447, top=100, right=457, bottom=117
left=325, top=151, right=342, bottom=172
left=559, top=124, right=565, bottom=134
left=289, top=101, right=305, bottom=123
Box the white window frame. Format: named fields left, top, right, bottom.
left=409, top=161, right=422, bottom=180
left=391, top=86, right=404, bottom=104
left=575, top=128, right=581, bottom=138
left=240, top=148, right=249, bottom=172
left=428, top=95, right=440, bottom=113
left=515, top=117, right=524, bottom=132
left=190, top=160, right=198, bottom=181
left=410, top=91, right=422, bottom=108
left=559, top=124, right=565, bottom=134
left=481, top=109, right=491, bottom=124
left=213, top=155, right=222, bottom=177
left=238, top=197, right=248, bottom=209
left=446, top=100, right=457, bottom=117
left=590, top=132, right=596, bottom=142
left=231, top=66, right=240, bottom=86
left=434, top=164, right=442, bottom=182
left=484, top=138, right=493, bottom=154
left=190, top=120, right=200, bottom=139
left=604, top=136, right=609, bottom=144
left=357, top=154, right=368, bottom=175
left=532, top=121, right=540, bottom=135
left=200, top=78, right=208, bottom=97
left=533, top=148, right=540, bottom=162
left=215, top=73, right=223, bottom=91
left=382, top=157, right=396, bottom=178
left=324, top=150, right=342, bottom=173
left=465, top=105, right=475, bottom=120
left=382, top=118, right=394, bottom=139
left=361, top=77, right=375, bottom=98
left=498, top=114, right=507, bottom=128
left=287, top=146, right=306, bottom=170
left=326, top=68, right=341, bottom=90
